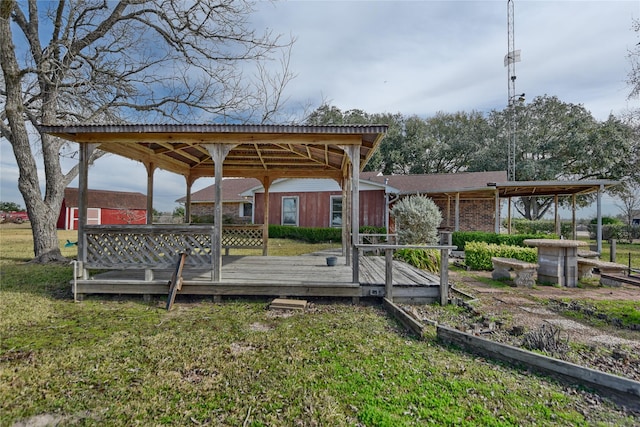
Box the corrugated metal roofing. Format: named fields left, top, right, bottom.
left=40, top=123, right=388, bottom=181
left=39, top=123, right=389, bottom=134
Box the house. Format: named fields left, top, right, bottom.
left=366, top=171, right=508, bottom=232
left=176, top=178, right=260, bottom=223
left=182, top=171, right=507, bottom=232
left=57, top=187, right=147, bottom=230
left=246, top=177, right=389, bottom=228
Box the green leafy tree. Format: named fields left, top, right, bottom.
left=482, top=96, right=640, bottom=220
left=1, top=0, right=293, bottom=262
left=0, top=201, right=22, bottom=211
left=391, top=195, right=442, bottom=244
left=173, top=206, right=185, bottom=218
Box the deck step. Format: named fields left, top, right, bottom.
left=270, top=298, right=307, bottom=310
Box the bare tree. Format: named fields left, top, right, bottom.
left=0, top=0, right=294, bottom=262
left=615, top=185, right=640, bottom=243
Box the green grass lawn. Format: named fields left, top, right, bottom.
left=1, top=226, right=637, bottom=426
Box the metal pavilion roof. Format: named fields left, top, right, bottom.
left=39, top=124, right=388, bottom=181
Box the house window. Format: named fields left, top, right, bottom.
left=240, top=202, right=252, bottom=218
left=330, top=196, right=342, bottom=227
left=282, top=196, right=299, bottom=226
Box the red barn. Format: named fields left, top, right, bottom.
left=57, top=188, right=147, bottom=230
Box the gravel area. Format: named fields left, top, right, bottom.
left=403, top=269, right=640, bottom=383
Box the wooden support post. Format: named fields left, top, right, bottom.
left=494, top=189, right=500, bottom=234
left=610, top=239, right=617, bottom=263
left=145, top=162, right=155, bottom=224
left=440, top=248, right=449, bottom=305
left=385, top=248, right=393, bottom=301
left=554, top=194, right=560, bottom=236
left=572, top=194, right=577, bottom=240
left=507, top=197, right=512, bottom=234
left=344, top=145, right=360, bottom=281
left=344, top=171, right=352, bottom=266
left=341, top=176, right=348, bottom=257
left=454, top=192, right=460, bottom=232
left=205, top=143, right=237, bottom=282
left=185, top=175, right=194, bottom=223
left=262, top=177, right=271, bottom=256
left=597, top=185, right=603, bottom=254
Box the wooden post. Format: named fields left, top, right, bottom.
left=385, top=248, right=393, bottom=301
left=185, top=175, right=194, bottom=224
left=572, top=194, right=577, bottom=240
left=205, top=143, right=236, bottom=282
left=145, top=162, right=155, bottom=224
left=341, top=176, right=348, bottom=257
left=610, top=239, right=616, bottom=263
left=597, top=185, right=603, bottom=254
left=261, top=176, right=271, bottom=256
left=507, top=197, right=512, bottom=234
left=344, top=146, right=360, bottom=282
left=345, top=170, right=352, bottom=266
left=440, top=248, right=449, bottom=305
left=494, top=189, right=500, bottom=234
left=78, top=143, right=89, bottom=277
left=454, top=192, right=460, bottom=232
left=554, top=194, right=560, bottom=236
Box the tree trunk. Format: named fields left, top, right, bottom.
left=1, top=5, right=67, bottom=263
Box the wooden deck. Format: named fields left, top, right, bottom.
left=72, top=253, right=441, bottom=303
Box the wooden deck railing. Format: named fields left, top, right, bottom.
left=82, top=224, right=264, bottom=269
left=355, top=244, right=456, bottom=305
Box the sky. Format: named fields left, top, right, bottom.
left=1, top=0, right=638, bottom=218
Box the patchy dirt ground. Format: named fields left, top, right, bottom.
left=408, top=269, right=640, bottom=383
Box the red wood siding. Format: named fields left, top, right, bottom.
left=58, top=207, right=147, bottom=230
left=254, top=190, right=385, bottom=228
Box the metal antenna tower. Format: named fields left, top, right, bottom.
left=505, top=0, right=521, bottom=181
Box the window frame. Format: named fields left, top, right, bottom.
left=330, top=195, right=342, bottom=228
left=281, top=196, right=299, bottom=226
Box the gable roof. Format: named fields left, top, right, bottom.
left=176, top=178, right=260, bottom=204
left=40, top=124, right=387, bottom=181
left=64, top=188, right=147, bottom=210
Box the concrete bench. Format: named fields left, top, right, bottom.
left=577, top=258, right=628, bottom=280
left=491, top=257, right=538, bottom=288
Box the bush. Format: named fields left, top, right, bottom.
left=587, top=224, right=627, bottom=241
left=452, top=231, right=558, bottom=251
left=394, top=248, right=441, bottom=273
left=391, top=195, right=442, bottom=244
left=590, top=216, right=624, bottom=225
left=509, top=219, right=573, bottom=237
left=464, top=241, right=537, bottom=271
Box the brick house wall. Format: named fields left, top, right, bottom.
left=190, top=202, right=249, bottom=223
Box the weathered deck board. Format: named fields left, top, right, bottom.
left=72, top=253, right=441, bottom=300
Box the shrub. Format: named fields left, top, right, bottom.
left=391, top=195, right=442, bottom=244
left=464, top=241, right=537, bottom=271
left=590, top=216, right=624, bottom=225
left=394, top=248, right=441, bottom=273
left=587, top=224, right=627, bottom=241
left=452, top=231, right=557, bottom=250
left=509, top=219, right=573, bottom=237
